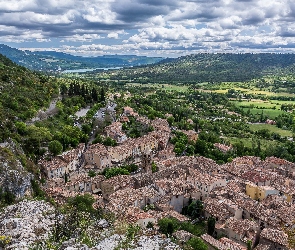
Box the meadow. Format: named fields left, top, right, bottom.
left=248, top=124, right=293, bottom=137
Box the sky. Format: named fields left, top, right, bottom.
left=0, top=0, right=295, bottom=57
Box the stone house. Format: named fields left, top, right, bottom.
left=246, top=182, right=279, bottom=201
left=188, top=168, right=226, bottom=200
left=39, top=157, right=67, bottom=179
left=84, top=144, right=112, bottom=171
left=222, top=217, right=260, bottom=248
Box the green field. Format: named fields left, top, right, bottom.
left=233, top=100, right=279, bottom=109
left=248, top=124, right=293, bottom=137
left=227, top=137, right=281, bottom=150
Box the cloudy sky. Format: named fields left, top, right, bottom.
left=1, top=0, right=295, bottom=57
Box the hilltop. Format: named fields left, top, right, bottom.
left=0, top=44, right=163, bottom=72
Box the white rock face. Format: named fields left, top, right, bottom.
left=91, top=234, right=181, bottom=250
left=0, top=199, right=55, bottom=249
left=133, top=235, right=181, bottom=250
left=92, top=234, right=124, bottom=250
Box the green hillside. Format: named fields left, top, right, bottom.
left=0, top=53, right=59, bottom=141
left=108, top=53, right=295, bottom=83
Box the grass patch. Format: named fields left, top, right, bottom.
left=233, top=100, right=279, bottom=109
left=248, top=124, right=292, bottom=137
left=238, top=108, right=284, bottom=119
left=227, top=137, right=281, bottom=150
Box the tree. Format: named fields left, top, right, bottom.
left=195, top=139, right=208, bottom=155
left=158, top=218, right=178, bottom=236
left=91, top=87, right=98, bottom=102
left=48, top=140, right=63, bottom=156
left=167, top=116, right=175, bottom=126
left=151, top=161, right=158, bottom=173
left=88, top=170, right=96, bottom=177
left=15, top=121, right=26, bottom=135
left=247, top=240, right=252, bottom=250
left=207, top=217, right=216, bottom=236
left=146, top=221, right=154, bottom=229
left=82, top=124, right=92, bottom=135
left=0, top=187, right=16, bottom=205
left=31, top=179, right=46, bottom=198
left=64, top=173, right=68, bottom=183
left=60, top=83, right=68, bottom=95
left=187, top=200, right=203, bottom=219
left=67, top=194, right=96, bottom=214
left=103, top=137, right=117, bottom=147
left=186, top=237, right=208, bottom=250
left=100, top=87, right=105, bottom=102
left=104, top=167, right=129, bottom=179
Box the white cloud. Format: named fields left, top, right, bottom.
left=0, top=0, right=295, bottom=56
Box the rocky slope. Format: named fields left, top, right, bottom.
left=0, top=199, right=55, bottom=249
left=0, top=139, right=32, bottom=198
left=0, top=198, right=182, bottom=249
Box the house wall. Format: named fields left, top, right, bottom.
left=170, top=194, right=185, bottom=213
left=246, top=183, right=258, bottom=200
left=234, top=209, right=243, bottom=220
left=101, top=182, right=114, bottom=199
left=257, top=187, right=279, bottom=200
left=136, top=218, right=156, bottom=228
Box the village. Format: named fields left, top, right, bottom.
left=37, top=105, right=295, bottom=250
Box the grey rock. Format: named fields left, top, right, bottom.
left=0, top=200, right=55, bottom=249
left=97, top=219, right=109, bottom=228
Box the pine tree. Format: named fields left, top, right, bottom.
left=100, top=87, right=105, bottom=102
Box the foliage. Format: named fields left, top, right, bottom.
left=207, top=217, right=216, bottom=236
left=48, top=140, right=63, bottom=156
left=146, top=221, right=154, bottom=229
left=66, top=194, right=98, bottom=215
left=283, top=223, right=295, bottom=249
left=179, top=221, right=205, bottom=236
left=0, top=54, right=58, bottom=142
left=103, top=167, right=130, bottom=179
left=0, top=235, right=12, bottom=247
left=247, top=240, right=252, bottom=250
left=0, top=187, right=16, bottom=206
left=151, top=161, right=158, bottom=173
left=33, top=194, right=104, bottom=248
left=114, top=224, right=141, bottom=250
left=186, top=237, right=208, bottom=250
left=158, top=218, right=178, bottom=236
left=121, top=163, right=138, bottom=173
left=102, top=137, right=117, bottom=147
left=31, top=179, right=46, bottom=199
left=92, top=134, right=104, bottom=144
left=143, top=204, right=155, bottom=212
left=88, top=170, right=97, bottom=177
left=171, top=131, right=189, bottom=156
left=183, top=200, right=204, bottom=219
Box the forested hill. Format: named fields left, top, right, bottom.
left=0, top=53, right=59, bottom=141
left=111, top=53, right=295, bottom=83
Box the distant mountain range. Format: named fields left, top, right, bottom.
left=0, top=44, right=164, bottom=72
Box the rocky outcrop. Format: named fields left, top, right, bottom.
left=0, top=199, right=55, bottom=249
left=0, top=139, right=33, bottom=198
left=58, top=234, right=181, bottom=250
